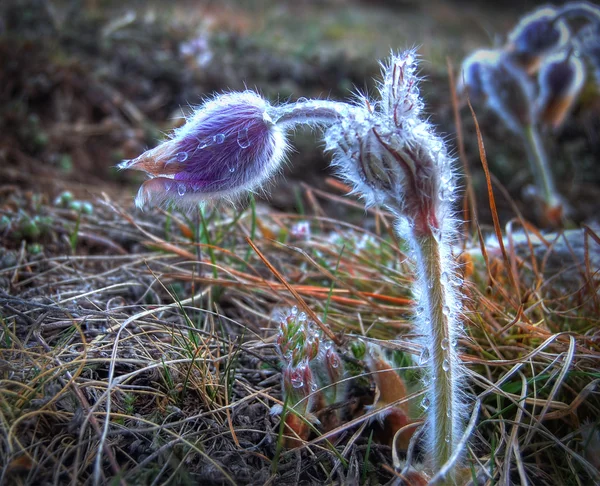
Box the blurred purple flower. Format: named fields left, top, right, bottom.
left=119, top=91, right=288, bottom=210
left=536, top=51, right=585, bottom=129
left=507, top=6, right=570, bottom=73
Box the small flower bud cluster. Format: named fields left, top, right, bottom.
left=274, top=306, right=347, bottom=446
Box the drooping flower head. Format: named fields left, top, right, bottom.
left=119, top=91, right=288, bottom=210
left=479, top=53, right=537, bottom=133
left=457, top=49, right=501, bottom=104
left=506, top=6, right=570, bottom=73
left=536, top=50, right=586, bottom=129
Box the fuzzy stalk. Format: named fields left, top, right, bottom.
left=270, top=100, right=353, bottom=129
left=523, top=123, right=559, bottom=208
left=410, top=227, right=461, bottom=484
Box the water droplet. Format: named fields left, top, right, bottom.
left=310, top=382, right=318, bottom=392
left=442, top=359, right=450, bottom=372
left=298, top=312, right=307, bottom=322
left=176, top=152, right=188, bottom=162
left=422, top=397, right=430, bottom=410
left=445, top=433, right=451, bottom=443
left=291, top=376, right=304, bottom=389
left=229, top=166, right=236, bottom=173
left=177, top=183, right=186, bottom=196
left=419, top=348, right=430, bottom=366
left=237, top=128, right=250, bottom=148
left=446, top=409, right=452, bottom=418
left=427, top=280, right=433, bottom=289
left=452, top=276, right=463, bottom=287
left=213, top=133, right=225, bottom=144
left=442, top=305, right=451, bottom=316
left=441, top=338, right=449, bottom=350
left=441, top=272, right=449, bottom=286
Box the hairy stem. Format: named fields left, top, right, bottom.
left=270, top=100, right=353, bottom=128
left=523, top=123, right=559, bottom=207
left=411, top=229, right=462, bottom=484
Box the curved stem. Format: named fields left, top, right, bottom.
left=270, top=100, right=353, bottom=129
left=410, top=228, right=462, bottom=484
left=523, top=123, right=559, bottom=207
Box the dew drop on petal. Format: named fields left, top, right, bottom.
left=290, top=306, right=298, bottom=316
left=442, top=359, right=450, bottom=372
left=177, top=183, right=186, bottom=196
left=176, top=152, right=188, bottom=162
left=422, top=397, right=430, bottom=410
left=442, top=305, right=451, bottom=316
left=419, top=348, right=430, bottom=366
left=311, top=382, right=318, bottom=392
left=441, top=337, right=449, bottom=350
left=440, top=271, right=449, bottom=286
left=229, top=166, right=236, bottom=173
left=213, top=133, right=226, bottom=144
left=445, top=433, right=451, bottom=443
left=237, top=128, right=250, bottom=148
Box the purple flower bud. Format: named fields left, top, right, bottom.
left=480, top=54, right=536, bottom=133
left=536, top=51, right=586, bottom=129
left=578, top=23, right=600, bottom=86
left=457, top=49, right=500, bottom=103
left=507, top=6, right=570, bottom=73
left=119, top=91, right=288, bottom=210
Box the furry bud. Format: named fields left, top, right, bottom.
left=507, top=6, right=570, bottom=74
left=119, top=91, right=288, bottom=210
left=536, top=51, right=586, bottom=129
left=457, top=49, right=500, bottom=103
left=480, top=54, right=536, bottom=133
left=324, top=50, right=455, bottom=238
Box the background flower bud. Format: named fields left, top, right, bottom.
left=119, top=91, right=288, bottom=210
left=458, top=49, right=501, bottom=104
left=506, top=6, right=570, bottom=73
left=480, top=54, right=536, bottom=133
left=536, top=51, right=586, bottom=129
left=578, top=23, right=600, bottom=87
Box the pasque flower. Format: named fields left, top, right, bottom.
left=506, top=6, right=570, bottom=73
left=119, top=91, right=288, bottom=209
left=536, top=50, right=586, bottom=129
left=123, top=51, right=466, bottom=483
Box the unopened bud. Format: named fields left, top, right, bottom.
left=480, top=54, right=536, bottom=133
left=325, top=50, right=454, bottom=237
left=506, top=6, right=570, bottom=74
left=458, top=49, right=500, bottom=104
left=119, top=91, right=288, bottom=210
left=536, top=51, right=586, bottom=129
